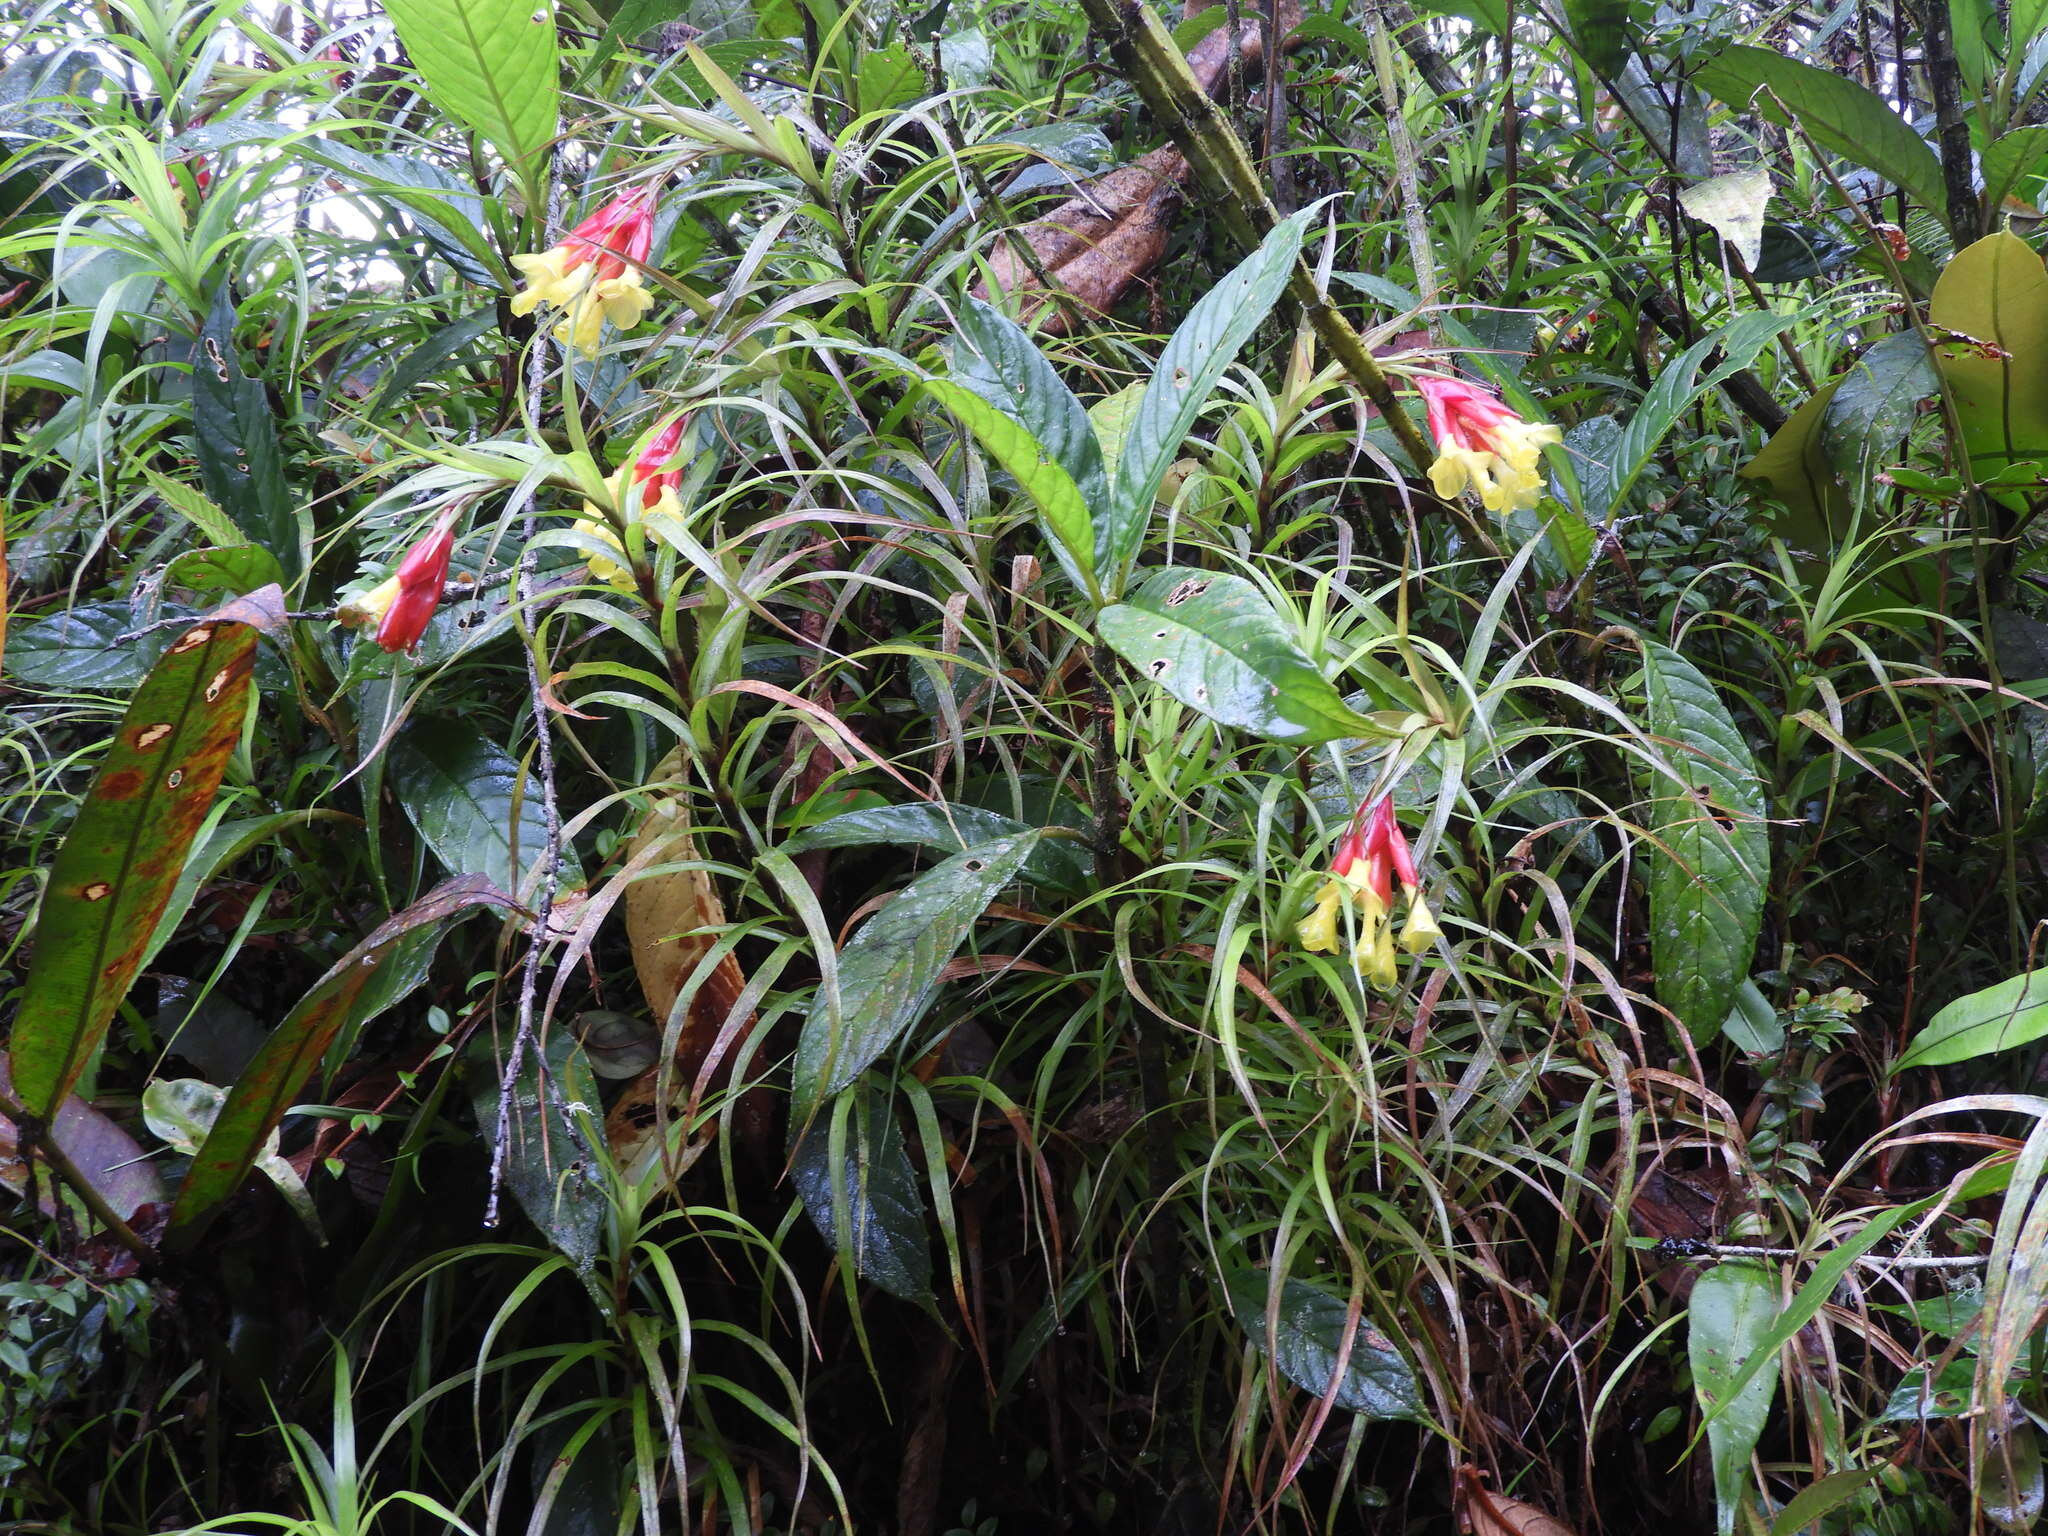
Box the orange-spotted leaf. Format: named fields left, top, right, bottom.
left=10, top=587, right=281, bottom=1120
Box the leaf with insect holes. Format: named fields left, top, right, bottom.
left=166, top=875, right=518, bottom=1247
left=1639, top=639, right=1768, bottom=1047
left=1100, top=566, right=1384, bottom=743
left=190, top=284, right=299, bottom=572
left=11, top=591, right=275, bottom=1120
left=792, top=833, right=1041, bottom=1113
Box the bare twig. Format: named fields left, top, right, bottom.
left=486, top=163, right=573, bottom=1229
left=1655, top=1236, right=1988, bottom=1271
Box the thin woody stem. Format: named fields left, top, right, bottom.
left=0, top=1089, right=156, bottom=1272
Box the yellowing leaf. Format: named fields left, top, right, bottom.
left=1931, top=232, right=2048, bottom=475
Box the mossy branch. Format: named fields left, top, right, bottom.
left=1076, top=0, right=1437, bottom=475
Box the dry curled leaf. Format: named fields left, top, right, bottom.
left=972, top=147, right=1189, bottom=335
left=1455, top=1468, right=1577, bottom=1536
left=607, top=764, right=756, bottom=1179
left=971, top=0, right=1303, bottom=332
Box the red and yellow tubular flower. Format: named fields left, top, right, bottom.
left=336, top=510, right=459, bottom=653
left=1414, top=374, right=1561, bottom=515
left=1297, top=796, right=1440, bottom=985
left=578, top=412, right=690, bottom=585
left=510, top=185, right=657, bottom=357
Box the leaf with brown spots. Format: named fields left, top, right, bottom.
left=11, top=586, right=282, bottom=1120
left=165, top=873, right=519, bottom=1248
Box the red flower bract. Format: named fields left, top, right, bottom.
left=337, top=512, right=459, bottom=654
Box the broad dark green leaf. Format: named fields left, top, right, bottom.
left=1878, top=1357, right=1978, bottom=1422
left=1099, top=566, right=1380, bottom=743
left=389, top=720, right=582, bottom=901
left=924, top=378, right=1097, bottom=598
left=1741, top=383, right=1857, bottom=559
left=1821, top=333, right=1936, bottom=475
left=190, top=282, right=299, bottom=573
left=784, top=802, right=1090, bottom=891
left=1721, top=979, right=1784, bottom=1057
left=954, top=295, right=1108, bottom=525
left=166, top=875, right=517, bottom=1246
left=381, top=0, right=560, bottom=189
left=948, top=298, right=1110, bottom=597
left=1895, top=966, right=2048, bottom=1070
left=1559, top=0, right=1634, bottom=77
left=1225, top=1270, right=1423, bottom=1420
left=472, top=1027, right=607, bottom=1267
left=788, top=1081, right=932, bottom=1303
left=12, top=595, right=269, bottom=1119
left=298, top=143, right=499, bottom=283
left=1612, top=56, right=1711, bottom=178
left=1693, top=45, right=1947, bottom=215
left=1689, top=1262, right=1782, bottom=1536
left=1107, top=209, right=1310, bottom=589
left=1561, top=415, right=1624, bottom=526
left=792, top=832, right=1039, bottom=1111
left=1931, top=232, right=2048, bottom=475
left=162, top=543, right=288, bottom=597
left=369, top=311, right=496, bottom=417
left=8, top=602, right=174, bottom=691
left=856, top=43, right=924, bottom=113
left=1640, top=640, right=1768, bottom=1046
left=1982, top=1421, right=2046, bottom=1533
left=1692, top=1201, right=1923, bottom=1442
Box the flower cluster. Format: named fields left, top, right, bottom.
left=1415, top=374, right=1561, bottom=515
left=511, top=186, right=657, bottom=357
left=578, top=413, right=690, bottom=585
left=1297, top=797, right=1440, bottom=986
left=336, top=510, right=458, bottom=653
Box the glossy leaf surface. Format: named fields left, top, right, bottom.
left=788, top=1081, right=933, bottom=1303
left=1101, top=566, right=1380, bottom=743
left=792, top=833, right=1039, bottom=1112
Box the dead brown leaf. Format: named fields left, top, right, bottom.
left=607, top=766, right=756, bottom=1178
left=969, top=0, right=1305, bottom=332
left=1455, top=1468, right=1578, bottom=1536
